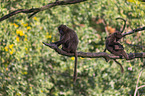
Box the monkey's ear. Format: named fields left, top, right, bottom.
left=63, top=25, right=67, bottom=28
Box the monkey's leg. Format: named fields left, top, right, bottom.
left=73, top=51, right=78, bottom=83
left=107, top=46, right=124, bottom=59
left=107, top=46, right=121, bottom=55
left=62, top=47, right=71, bottom=53
left=121, top=50, right=130, bottom=60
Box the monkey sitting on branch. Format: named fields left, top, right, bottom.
left=44, top=25, right=79, bottom=83
left=104, top=18, right=135, bottom=73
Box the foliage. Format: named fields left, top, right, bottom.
left=0, top=0, right=145, bottom=95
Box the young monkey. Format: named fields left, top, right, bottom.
left=105, top=31, right=130, bottom=60
left=104, top=18, right=134, bottom=72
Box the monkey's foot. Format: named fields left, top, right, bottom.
left=104, top=56, right=110, bottom=62
left=129, top=52, right=135, bottom=59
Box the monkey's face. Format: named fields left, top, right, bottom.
left=58, top=25, right=67, bottom=35
left=114, top=31, right=122, bottom=39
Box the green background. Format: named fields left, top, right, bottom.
left=0, top=0, right=145, bottom=95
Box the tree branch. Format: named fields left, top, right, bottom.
left=0, top=0, right=87, bottom=22
left=137, top=85, right=145, bottom=90
left=123, top=26, right=145, bottom=37
left=42, top=42, right=145, bottom=60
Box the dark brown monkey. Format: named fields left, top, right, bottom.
left=104, top=18, right=134, bottom=72
left=52, top=25, right=79, bottom=82
left=105, top=31, right=130, bottom=60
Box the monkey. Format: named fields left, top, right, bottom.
left=104, top=18, right=134, bottom=73
left=105, top=18, right=130, bottom=59
left=105, top=31, right=130, bottom=60
left=51, top=25, right=79, bottom=83
left=105, top=31, right=128, bottom=73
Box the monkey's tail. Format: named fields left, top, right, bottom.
left=116, top=17, right=126, bottom=33
left=103, top=48, right=106, bottom=52
left=73, top=51, right=78, bottom=83
left=114, top=59, right=124, bottom=73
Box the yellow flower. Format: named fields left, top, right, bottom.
left=23, top=23, right=28, bottom=27
left=4, top=47, right=8, bottom=51
left=10, top=49, right=15, bottom=55
left=9, top=44, right=14, bottom=49
left=25, top=48, right=28, bottom=51
left=24, top=35, right=28, bottom=41
left=33, top=17, right=38, bottom=21
left=46, top=32, right=49, bottom=35
left=16, top=92, right=21, bottom=96
left=16, top=37, right=20, bottom=42
left=71, top=57, right=75, bottom=60
left=127, top=0, right=134, bottom=2
left=13, top=23, right=19, bottom=28
left=127, top=0, right=139, bottom=3
left=80, top=57, right=84, bottom=59
left=16, top=30, right=24, bottom=36
left=24, top=38, right=28, bottom=41
left=16, top=30, right=20, bottom=34
left=10, top=51, right=13, bottom=55
left=19, top=32, right=24, bottom=36
left=23, top=72, right=28, bottom=75
left=48, top=35, right=52, bottom=39
left=129, top=63, right=132, bottom=67
left=30, top=87, right=32, bottom=89
left=27, top=26, right=31, bottom=30
left=25, top=35, right=27, bottom=38
left=10, top=23, right=13, bottom=26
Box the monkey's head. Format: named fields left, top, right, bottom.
left=58, top=25, right=68, bottom=35
left=114, top=31, right=122, bottom=40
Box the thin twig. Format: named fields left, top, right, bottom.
left=123, top=26, right=145, bottom=37
left=125, top=42, right=145, bottom=50
left=137, top=85, right=145, bottom=90
left=0, top=0, right=87, bottom=22
left=134, top=69, right=144, bottom=96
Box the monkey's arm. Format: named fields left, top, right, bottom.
left=52, top=35, right=70, bottom=46
left=114, top=44, right=124, bottom=50
left=108, top=39, right=120, bottom=46
left=52, top=40, right=64, bottom=46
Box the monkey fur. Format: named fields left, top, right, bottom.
left=104, top=18, right=134, bottom=73
left=52, top=25, right=79, bottom=82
